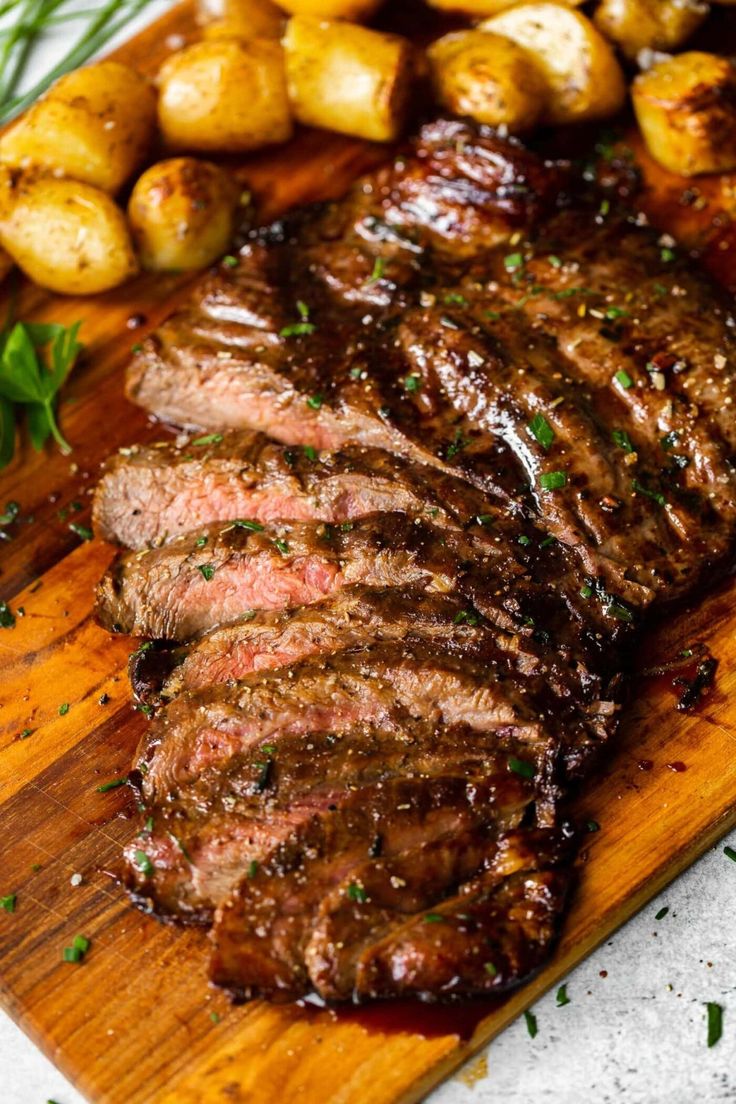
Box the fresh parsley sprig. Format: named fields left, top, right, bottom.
left=0, top=319, right=82, bottom=467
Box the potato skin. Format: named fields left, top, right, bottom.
left=157, top=39, right=292, bottom=152
left=0, top=61, right=156, bottom=195
left=633, top=52, right=736, bottom=176
left=0, top=175, right=138, bottom=295
left=594, top=0, right=707, bottom=60
left=128, top=158, right=241, bottom=272
left=480, top=2, right=626, bottom=125
left=428, top=29, right=545, bottom=132
left=283, top=16, right=415, bottom=142
left=197, top=0, right=284, bottom=36
left=275, top=0, right=383, bottom=18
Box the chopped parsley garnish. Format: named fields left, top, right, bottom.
left=195, top=536, right=208, bottom=548
left=233, top=519, right=265, bottom=532
left=444, top=292, right=467, bottom=306
left=586, top=820, right=600, bottom=833
left=484, top=962, right=498, bottom=977
left=0, top=601, right=15, bottom=628
left=247, top=860, right=259, bottom=878
left=210, top=1011, right=221, bottom=1023
left=508, top=757, right=535, bottom=779
left=96, top=777, right=127, bottom=793
left=453, top=610, right=480, bottom=626
left=524, top=1010, right=538, bottom=1039
left=707, top=1002, right=723, bottom=1048
left=136, top=703, right=153, bottom=717
left=134, top=850, right=153, bottom=876
left=423, top=913, right=444, bottom=923
left=548, top=255, right=562, bottom=268
left=63, top=934, right=90, bottom=963
left=527, top=413, right=555, bottom=450
left=518, top=534, right=531, bottom=547
left=0, top=500, right=19, bottom=526
left=580, top=585, right=593, bottom=599
left=0, top=894, right=16, bottom=912
left=504, top=252, right=524, bottom=272
left=724, top=845, right=736, bottom=862
left=612, top=429, right=634, bottom=452
left=599, top=198, right=611, bottom=217
left=556, top=984, right=570, bottom=1006
left=474, top=514, right=493, bottom=525
left=614, top=369, right=633, bottom=390
left=349, top=366, right=363, bottom=379
left=69, top=522, right=93, bottom=541
left=605, top=598, right=634, bottom=623
left=303, top=445, right=318, bottom=461
left=306, top=393, right=324, bottom=410
left=58, top=702, right=69, bottom=716
left=661, top=247, right=676, bottom=263
left=446, top=429, right=469, bottom=460
left=368, top=256, right=385, bottom=283
left=605, top=306, right=627, bottom=320
left=191, top=433, right=223, bottom=446
left=130, top=343, right=142, bottom=354
left=347, top=882, right=367, bottom=903
left=655, top=906, right=669, bottom=921
left=197, top=563, right=216, bottom=581
left=222, top=255, right=238, bottom=268
left=539, top=471, right=566, bottom=491
left=19, top=728, right=33, bottom=739
left=485, top=310, right=501, bottom=321
left=279, top=321, right=316, bottom=338
left=273, top=538, right=290, bottom=556
left=632, top=479, right=666, bottom=507
left=402, top=374, right=421, bottom=392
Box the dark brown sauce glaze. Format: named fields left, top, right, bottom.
left=298, top=992, right=502, bottom=1041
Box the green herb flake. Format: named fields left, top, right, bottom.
left=446, top=429, right=469, bottom=461
left=130, top=343, right=143, bottom=354
left=504, top=252, right=524, bottom=272
left=402, top=374, right=421, bottom=392
left=484, top=962, right=498, bottom=977
left=527, top=413, right=555, bottom=450
left=539, top=535, right=556, bottom=549
left=586, top=820, right=600, bottom=833
left=347, top=882, right=368, bottom=903
left=508, top=756, right=535, bottom=779
left=58, top=702, right=70, bottom=716
left=19, top=728, right=33, bottom=739
left=444, top=292, right=467, bottom=306
left=233, top=519, right=265, bottom=532
left=518, top=534, right=531, bottom=547
left=279, top=321, right=316, bottom=338
left=707, top=1002, right=723, bottom=1048
left=197, top=563, right=216, bottom=581
left=548, top=255, right=562, bottom=268
left=134, top=850, right=153, bottom=876
left=0, top=500, right=19, bottom=526
left=524, top=1010, right=538, bottom=1039
left=556, top=984, right=570, bottom=1006
left=0, top=601, right=15, bottom=628
left=296, top=300, right=310, bottom=321
left=368, top=256, right=385, bottom=283
left=195, top=536, right=208, bottom=548
left=69, top=521, right=93, bottom=541
left=655, top=906, right=669, bottom=921
left=661, top=247, right=676, bottom=263
left=191, top=433, right=223, bottom=446
left=614, top=369, right=634, bottom=390
left=612, top=428, right=634, bottom=452
left=97, top=777, right=127, bottom=793
left=63, top=946, right=82, bottom=963
left=599, top=198, right=611, bottom=217
left=306, top=393, right=324, bottom=410
left=453, top=610, right=480, bottom=626
left=724, top=845, right=736, bottom=862
left=303, top=445, right=318, bottom=461
left=539, top=471, right=566, bottom=491
left=423, top=913, right=444, bottom=924
left=605, top=306, right=627, bottom=320
left=632, top=479, right=666, bottom=508
left=247, top=860, right=259, bottom=879
left=0, top=894, right=16, bottom=913
left=273, top=538, right=290, bottom=556
left=210, top=1011, right=221, bottom=1023
left=474, top=514, right=494, bottom=526
left=605, top=599, right=634, bottom=623
left=580, top=584, right=593, bottom=599
left=73, top=934, right=90, bottom=954
left=222, top=255, right=239, bottom=268
left=485, top=310, right=501, bottom=321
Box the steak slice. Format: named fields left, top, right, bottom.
left=93, top=430, right=504, bottom=551
left=305, top=825, right=571, bottom=1001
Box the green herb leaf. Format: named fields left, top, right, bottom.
left=279, top=321, right=316, bottom=338
left=247, top=860, right=259, bottom=878
left=655, top=906, right=669, bottom=921
left=233, top=519, right=265, bottom=532
left=347, top=882, right=367, bottom=903
left=446, top=429, right=469, bottom=460
left=612, top=429, right=634, bottom=452
left=368, top=256, right=385, bottom=283
left=527, top=413, right=555, bottom=450
left=303, top=445, right=318, bottom=461
left=273, top=538, right=290, bottom=556
left=197, top=563, right=216, bottom=581
left=632, top=478, right=666, bottom=508
left=63, top=946, right=82, bottom=963
left=423, top=913, right=444, bottom=924
left=524, top=1010, right=538, bottom=1039
left=58, top=702, right=69, bottom=716
left=134, top=850, right=153, bottom=876
left=724, top=845, right=736, bottom=862
left=97, top=777, right=127, bottom=793
left=73, top=934, right=90, bottom=954
left=614, top=369, right=633, bottom=390
left=402, top=374, right=421, bottom=392
left=706, top=1002, right=723, bottom=1047
left=222, top=255, right=238, bottom=268
left=306, top=393, right=323, bottom=410
left=508, top=756, right=535, bottom=779
left=586, top=820, right=600, bottom=833
left=0, top=600, right=15, bottom=629
left=556, top=984, right=570, bottom=1006
left=518, top=534, right=531, bottom=547
left=453, top=609, right=480, bottom=626
left=0, top=894, right=16, bottom=912
left=661, top=247, right=676, bottom=263
left=69, top=521, right=93, bottom=541
left=504, top=252, right=523, bottom=272
left=580, top=584, right=593, bottom=599
left=484, top=962, right=498, bottom=976
left=539, top=471, right=566, bottom=491
left=191, top=433, right=223, bottom=446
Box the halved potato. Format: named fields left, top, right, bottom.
left=594, top=0, right=708, bottom=60
left=0, top=175, right=138, bottom=295
left=157, top=39, right=292, bottom=152
left=197, top=0, right=284, bottom=37
left=480, top=2, right=626, bottom=125
left=428, top=30, right=545, bottom=131
left=275, top=0, right=383, bottom=18
left=283, top=16, right=415, bottom=142
left=0, top=61, right=156, bottom=195
left=426, top=0, right=582, bottom=12
left=633, top=52, right=736, bottom=176
left=128, top=158, right=242, bottom=271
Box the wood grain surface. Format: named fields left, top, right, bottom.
left=1, top=4, right=736, bottom=1103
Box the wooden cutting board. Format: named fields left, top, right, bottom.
left=1, top=4, right=736, bottom=1102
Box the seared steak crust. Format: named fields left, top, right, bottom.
left=108, top=118, right=736, bottom=1004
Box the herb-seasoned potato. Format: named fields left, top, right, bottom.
left=633, top=52, right=736, bottom=176
left=128, top=158, right=242, bottom=271
left=426, top=0, right=582, bottom=13
left=594, top=0, right=708, bottom=60
left=428, top=29, right=545, bottom=132
left=0, top=176, right=138, bottom=295
left=275, top=0, right=384, bottom=18
left=197, top=0, right=284, bottom=38
left=0, top=61, right=156, bottom=195
left=480, top=3, right=626, bottom=125
left=283, top=16, right=415, bottom=142
left=157, top=39, right=292, bottom=152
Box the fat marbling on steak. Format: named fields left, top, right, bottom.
left=108, top=118, right=736, bottom=1004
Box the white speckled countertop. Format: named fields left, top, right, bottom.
left=0, top=7, right=734, bottom=1101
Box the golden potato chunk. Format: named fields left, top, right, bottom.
left=157, top=39, right=292, bottom=152
left=0, top=176, right=138, bottom=295
left=428, top=30, right=545, bottom=131
left=633, top=52, right=736, bottom=176
left=283, top=16, right=415, bottom=142
left=594, top=0, right=708, bottom=60
left=197, top=0, right=284, bottom=37
left=275, top=0, right=383, bottom=18
left=0, top=61, right=156, bottom=195
left=480, top=2, right=626, bottom=125
left=128, top=158, right=242, bottom=272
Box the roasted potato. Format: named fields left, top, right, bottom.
left=0, top=61, right=156, bottom=195
left=480, top=3, right=626, bottom=125
left=283, top=16, right=415, bottom=141
left=426, top=0, right=582, bottom=13
left=157, top=39, right=292, bottom=152
left=197, top=0, right=284, bottom=38
left=428, top=29, right=545, bottom=132
left=594, top=0, right=708, bottom=60
left=128, top=158, right=242, bottom=271
left=633, top=52, right=736, bottom=176
left=275, top=0, right=384, bottom=18
left=0, top=176, right=138, bottom=295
